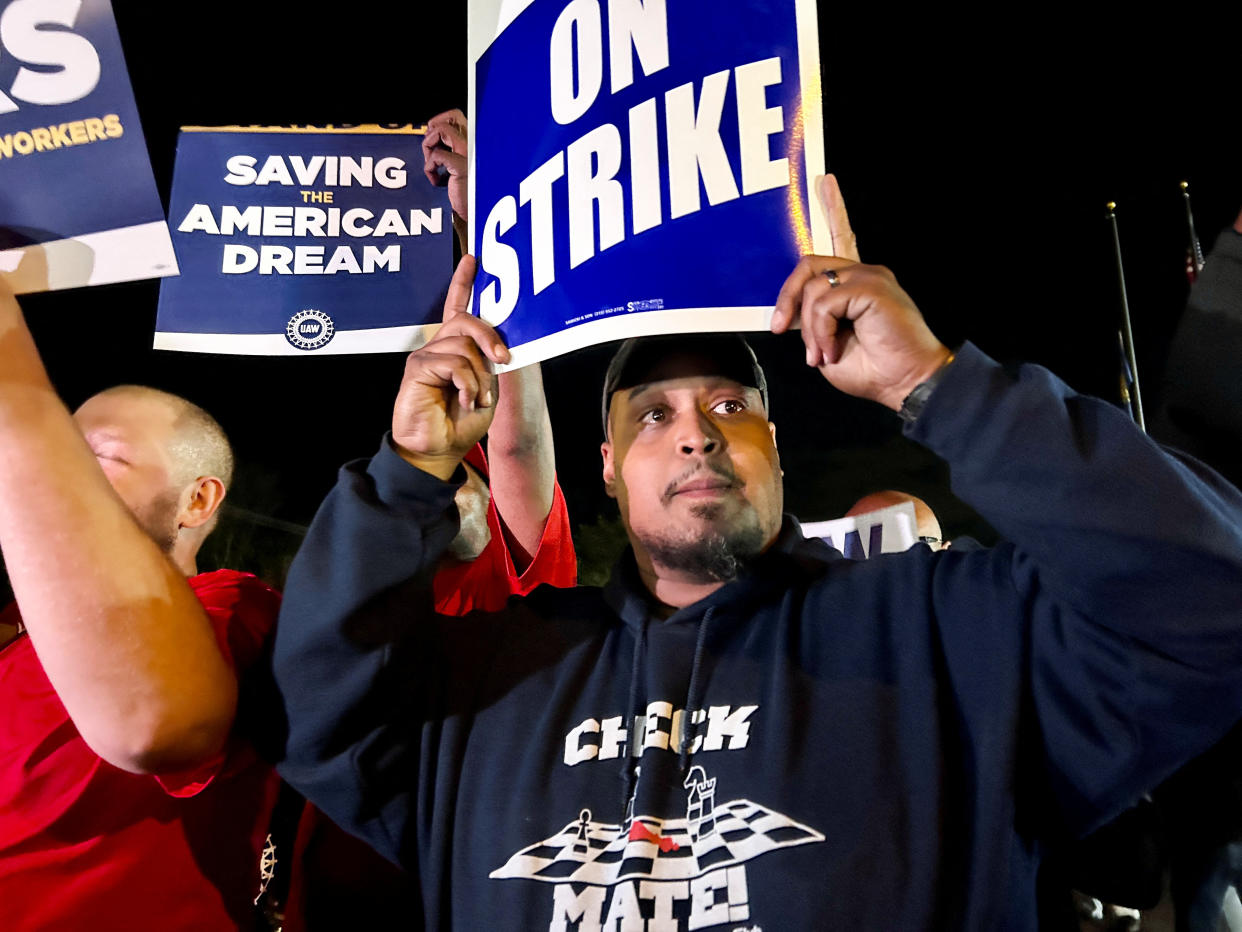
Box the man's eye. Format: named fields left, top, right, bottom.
left=639, top=407, right=666, bottom=425
left=712, top=399, right=746, bottom=415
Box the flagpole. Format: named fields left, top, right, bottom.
left=1106, top=201, right=1146, bottom=432
left=1117, top=331, right=1137, bottom=423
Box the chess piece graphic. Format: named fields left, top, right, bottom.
left=683, top=766, right=718, bottom=842
left=489, top=770, right=824, bottom=884
left=573, top=809, right=592, bottom=856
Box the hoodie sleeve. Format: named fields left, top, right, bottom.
left=271, top=437, right=478, bottom=865
left=909, top=342, right=1242, bottom=835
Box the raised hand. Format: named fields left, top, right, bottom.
left=770, top=176, right=949, bottom=411
left=391, top=256, right=509, bottom=478
left=422, top=109, right=468, bottom=231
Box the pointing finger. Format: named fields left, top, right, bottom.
left=439, top=258, right=511, bottom=365
left=442, top=255, right=477, bottom=322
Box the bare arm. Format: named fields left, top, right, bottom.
left=424, top=108, right=557, bottom=566
left=490, top=366, right=556, bottom=567
left=0, top=283, right=237, bottom=774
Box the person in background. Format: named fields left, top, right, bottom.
left=0, top=279, right=281, bottom=930
left=846, top=489, right=947, bottom=550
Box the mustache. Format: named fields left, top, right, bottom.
left=662, top=461, right=740, bottom=501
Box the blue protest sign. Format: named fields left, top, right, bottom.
left=469, top=0, right=825, bottom=368
left=154, top=126, right=453, bottom=355
left=0, top=0, right=175, bottom=294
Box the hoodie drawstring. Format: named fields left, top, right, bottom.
left=680, top=605, right=715, bottom=773
left=620, top=620, right=647, bottom=813
left=621, top=605, right=719, bottom=815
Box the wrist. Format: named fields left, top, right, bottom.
left=894, top=349, right=956, bottom=421
left=878, top=347, right=953, bottom=412
left=388, top=437, right=464, bottom=481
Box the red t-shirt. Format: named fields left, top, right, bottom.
left=0, top=570, right=281, bottom=931
left=285, top=447, right=577, bottom=930
left=432, top=444, right=577, bottom=613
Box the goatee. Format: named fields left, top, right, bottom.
left=641, top=504, right=765, bottom=583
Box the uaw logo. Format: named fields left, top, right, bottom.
left=285, top=309, right=335, bottom=350
left=490, top=766, right=822, bottom=930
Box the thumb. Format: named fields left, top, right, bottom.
left=818, top=173, right=860, bottom=262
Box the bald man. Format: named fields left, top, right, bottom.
left=846, top=489, right=946, bottom=550
left=74, top=384, right=235, bottom=569
left=0, top=281, right=280, bottom=930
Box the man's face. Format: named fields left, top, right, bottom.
left=602, top=365, right=783, bottom=582
left=73, top=393, right=184, bottom=553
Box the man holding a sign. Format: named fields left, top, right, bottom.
left=270, top=186, right=1242, bottom=927
left=0, top=280, right=280, bottom=929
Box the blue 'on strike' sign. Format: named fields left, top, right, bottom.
left=470, top=0, right=825, bottom=368
left=155, top=126, right=453, bottom=356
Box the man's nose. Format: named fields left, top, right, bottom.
left=677, top=410, right=722, bottom=456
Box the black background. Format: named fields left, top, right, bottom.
left=12, top=6, right=1240, bottom=569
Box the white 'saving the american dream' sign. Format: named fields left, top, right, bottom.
left=155, top=125, right=453, bottom=356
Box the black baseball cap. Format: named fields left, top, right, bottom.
left=601, top=333, right=769, bottom=435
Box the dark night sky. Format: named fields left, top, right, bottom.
left=12, top=7, right=1240, bottom=570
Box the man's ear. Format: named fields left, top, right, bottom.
left=178, top=476, right=227, bottom=530
left=601, top=441, right=616, bottom=499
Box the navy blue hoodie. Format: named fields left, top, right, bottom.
left=272, top=342, right=1242, bottom=930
